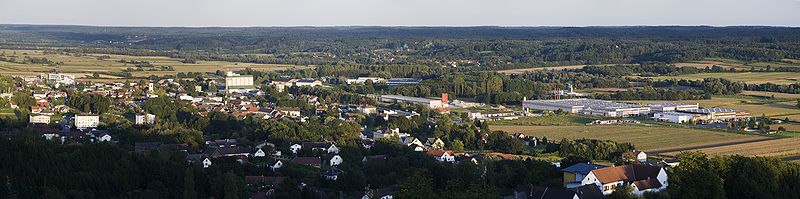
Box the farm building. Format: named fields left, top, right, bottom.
left=522, top=99, right=650, bottom=117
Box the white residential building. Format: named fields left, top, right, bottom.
left=330, top=155, right=344, bottom=166
left=225, top=72, right=256, bottom=93
left=135, top=113, right=156, bottom=125
left=29, top=114, right=51, bottom=124
left=74, top=115, right=100, bottom=129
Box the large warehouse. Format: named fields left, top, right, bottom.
left=647, top=102, right=700, bottom=112
left=379, top=94, right=448, bottom=109
left=522, top=99, right=650, bottom=117
left=678, top=108, right=750, bottom=121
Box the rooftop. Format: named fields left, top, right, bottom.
left=524, top=99, right=645, bottom=110
left=679, top=108, right=745, bottom=114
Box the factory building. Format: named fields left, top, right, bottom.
left=224, top=72, right=256, bottom=93
left=647, top=102, right=700, bottom=112
left=379, top=93, right=449, bottom=109
left=522, top=99, right=650, bottom=117
left=652, top=111, right=702, bottom=123
left=677, top=108, right=749, bottom=121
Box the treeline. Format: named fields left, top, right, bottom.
left=0, top=135, right=190, bottom=198
left=558, top=138, right=635, bottom=161
left=669, top=152, right=800, bottom=199
left=596, top=86, right=712, bottom=101
left=4, top=26, right=800, bottom=69
left=746, top=83, right=800, bottom=94
left=66, top=92, right=112, bottom=114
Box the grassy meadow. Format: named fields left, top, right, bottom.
left=0, top=49, right=309, bottom=79
left=647, top=72, right=800, bottom=85
left=490, top=124, right=758, bottom=150
left=489, top=114, right=601, bottom=126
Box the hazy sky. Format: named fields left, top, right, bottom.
left=1, top=0, right=799, bottom=27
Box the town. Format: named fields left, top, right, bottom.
left=0, top=24, right=799, bottom=199
left=1, top=66, right=788, bottom=199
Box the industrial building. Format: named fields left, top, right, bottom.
left=346, top=77, right=385, bottom=84
left=522, top=99, right=650, bottom=117
left=647, top=102, right=700, bottom=112
left=652, top=111, right=702, bottom=123
left=677, top=108, right=749, bottom=121
left=379, top=93, right=448, bottom=109
left=269, top=78, right=322, bottom=92
left=386, top=78, right=421, bottom=86
left=224, top=72, right=256, bottom=93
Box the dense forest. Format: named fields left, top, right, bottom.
left=2, top=25, right=800, bottom=69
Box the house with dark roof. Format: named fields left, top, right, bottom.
left=362, top=155, right=388, bottom=165
left=245, top=176, right=285, bottom=188
left=505, top=184, right=605, bottom=199
left=577, top=164, right=668, bottom=195
left=622, top=150, right=647, bottom=163
left=292, top=157, right=322, bottom=168
left=562, top=163, right=608, bottom=188
left=426, top=149, right=455, bottom=163
left=362, top=186, right=394, bottom=199
left=323, top=166, right=345, bottom=180
left=302, top=141, right=340, bottom=154
left=204, top=147, right=255, bottom=158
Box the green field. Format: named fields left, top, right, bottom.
left=490, top=114, right=601, bottom=126
left=647, top=72, right=800, bottom=85
left=0, top=49, right=309, bottom=78
left=490, top=125, right=759, bottom=150
left=0, top=108, right=15, bottom=119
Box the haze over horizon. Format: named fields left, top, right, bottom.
left=2, top=0, right=800, bottom=27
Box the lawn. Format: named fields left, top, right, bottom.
left=0, top=108, right=16, bottom=119
left=741, top=90, right=800, bottom=99
left=490, top=114, right=601, bottom=126
left=0, top=49, right=309, bottom=78
left=490, top=125, right=758, bottom=150
left=647, top=72, right=800, bottom=85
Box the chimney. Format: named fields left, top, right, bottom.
left=441, top=93, right=448, bottom=103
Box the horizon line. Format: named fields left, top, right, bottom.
left=2, top=23, right=799, bottom=29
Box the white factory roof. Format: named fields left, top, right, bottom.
left=380, top=95, right=438, bottom=103
left=655, top=111, right=700, bottom=117
left=679, top=108, right=744, bottom=114
left=647, top=102, right=697, bottom=107
left=524, top=99, right=644, bottom=110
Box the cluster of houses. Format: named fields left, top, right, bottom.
left=504, top=149, right=671, bottom=199
left=3, top=73, right=684, bottom=199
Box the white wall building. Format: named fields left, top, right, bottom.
left=652, top=112, right=700, bottom=123
left=225, top=72, right=256, bottom=93
left=378, top=94, right=448, bottom=109
left=647, top=102, right=700, bottom=112
left=74, top=115, right=100, bottom=129
left=29, top=114, right=51, bottom=124
left=135, top=113, right=156, bottom=125
left=522, top=99, right=649, bottom=117
left=346, top=77, right=385, bottom=84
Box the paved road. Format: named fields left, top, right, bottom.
left=645, top=137, right=780, bottom=155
